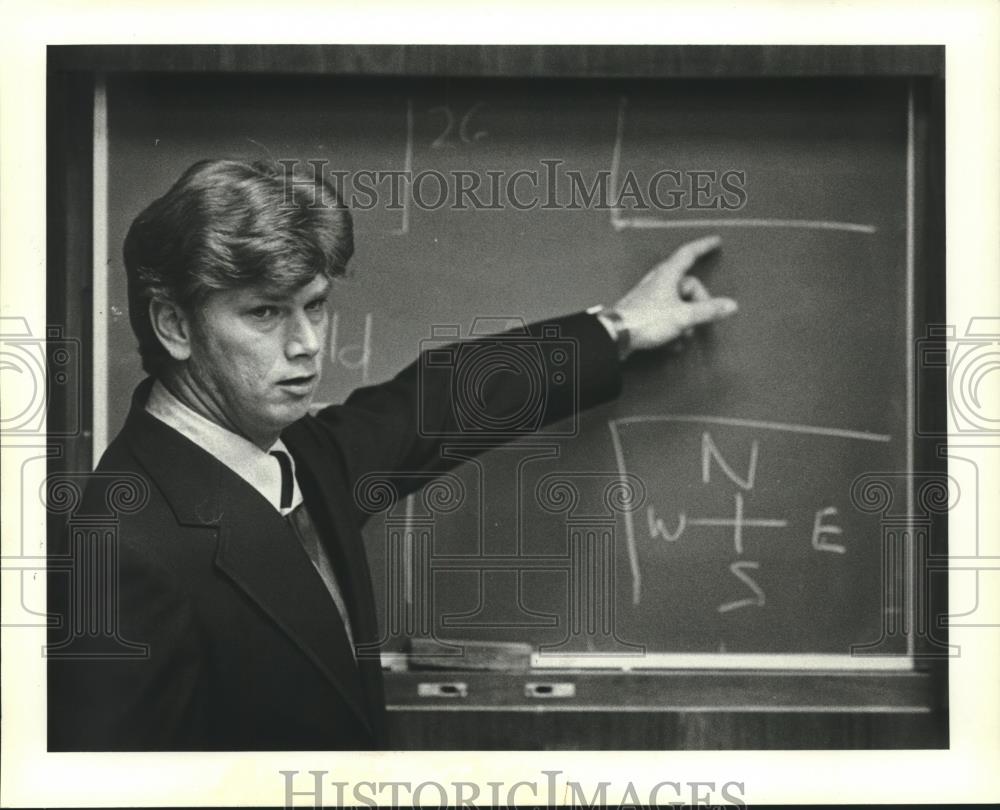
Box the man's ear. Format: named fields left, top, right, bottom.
left=149, top=297, right=193, bottom=362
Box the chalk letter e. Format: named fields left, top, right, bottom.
left=811, top=506, right=846, bottom=554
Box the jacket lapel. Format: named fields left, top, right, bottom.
left=122, top=380, right=374, bottom=737
left=212, top=482, right=373, bottom=735
left=283, top=423, right=387, bottom=735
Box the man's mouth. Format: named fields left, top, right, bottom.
left=277, top=374, right=317, bottom=393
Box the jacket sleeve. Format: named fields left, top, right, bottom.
left=309, top=310, right=622, bottom=504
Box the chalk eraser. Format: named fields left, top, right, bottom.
left=407, top=638, right=533, bottom=671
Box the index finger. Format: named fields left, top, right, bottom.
left=656, top=235, right=722, bottom=283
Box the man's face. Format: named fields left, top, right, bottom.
left=185, top=274, right=331, bottom=446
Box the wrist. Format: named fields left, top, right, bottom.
left=588, top=305, right=631, bottom=362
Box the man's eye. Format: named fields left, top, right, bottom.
left=306, top=298, right=329, bottom=313
left=248, top=306, right=279, bottom=319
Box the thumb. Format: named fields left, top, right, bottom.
left=685, top=297, right=738, bottom=327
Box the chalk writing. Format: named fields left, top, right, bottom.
left=607, top=416, right=888, bottom=610
left=702, top=432, right=759, bottom=490
left=718, top=561, right=766, bottom=613
left=328, top=311, right=373, bottom=384
left=648, top=506, right=685, bottom=542
left=640, top=430, right=849, bottom=613
left=393, top=99, right=413, bottom=236
left=428, top=102, right=488, bottom=149
left=688, top=492, right=787, bottom=556
left=811, top=506, right=846, bottom=554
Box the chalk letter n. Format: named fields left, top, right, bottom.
left=702, top=432, right=759, bottom=490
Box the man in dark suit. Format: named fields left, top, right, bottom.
left=47, top=159, right=736, bottom=751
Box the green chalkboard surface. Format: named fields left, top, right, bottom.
left=104, top=74, right=915, bottom=667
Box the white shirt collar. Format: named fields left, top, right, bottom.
left=144, top=379, right=303, bottom=516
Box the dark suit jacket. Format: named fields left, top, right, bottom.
left=48, top=311, right=621, bottom=750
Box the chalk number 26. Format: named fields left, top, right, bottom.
left=428, top=102, right=488, bottom=148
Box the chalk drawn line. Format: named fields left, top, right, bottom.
left=617, top=217, right=878, bottom=234
left=615, top=414, right=891, bottom=443
left=609, top=94, right=878, bottom=235
left=607, top=417, right=642, bottom=605
left=392, top=98, right=413, bottom=236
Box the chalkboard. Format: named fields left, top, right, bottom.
left=103, top=74, right=916, bottom=667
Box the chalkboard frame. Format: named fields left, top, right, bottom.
left=46, top=45, right=947, bottom=749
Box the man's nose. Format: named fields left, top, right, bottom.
left=286, top=313, right=323, bottom=358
